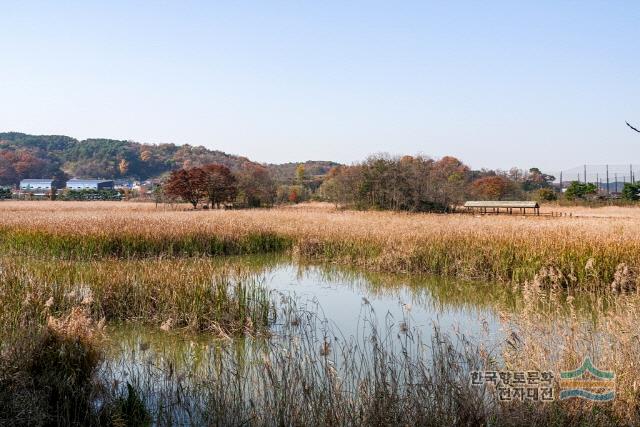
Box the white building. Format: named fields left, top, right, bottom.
left=19, top=179, right=55, bottom=195
left=66, top=179, right=114, bottom=191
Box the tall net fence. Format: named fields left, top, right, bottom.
left=544, top=164, right=639, bottom=193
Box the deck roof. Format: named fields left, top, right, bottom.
left=464, top=201, right=539, bottom=208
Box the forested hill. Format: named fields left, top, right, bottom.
left=267, top=161, right=341, bottom=184
left=0, top=132, right=337, bottom=185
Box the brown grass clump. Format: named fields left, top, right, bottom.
left=0, top=307, right=104, bottom=425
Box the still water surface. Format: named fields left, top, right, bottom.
left=102, top=256, right=599, bottom=422
left=107, top=255, right=517, bottom=362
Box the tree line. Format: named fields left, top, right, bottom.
left=162, top=155, right=564, bottom=211
left=12, top=129, right=637, bottom=208
left=318, top=155, right=556, bottom=212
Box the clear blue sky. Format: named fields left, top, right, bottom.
left=1, top=1, right=638, bottom=171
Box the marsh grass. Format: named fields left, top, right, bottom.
left=1, top=202, right=640, bottom=425
left=101, top=292, right=640, bottom=426
left=500, top=279, right=640, bottom=425
left=102, top=301, right=495, bottom=426
left=1, top=262, right=639, bottom=425
left=0, top=228, right=291, bottom=258
left=0, top=201, right=639, bottom=288
left=0, top=307, right=104, bottom=425
left=0, top=257, right=274, bottom=336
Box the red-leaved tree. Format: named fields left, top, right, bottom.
left=164, top=168, right=207, bottom=208
left=201, top=164, right=237, bottom=208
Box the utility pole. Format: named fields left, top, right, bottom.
left=584, top=164, right=587, bottom=184
left=606, top=165, right=610, bottom=194
left=559, top=171, right=563, bottom=191
left=615, top=173, right=618, bottom=192
left=631, top=164, right=635, bottom=184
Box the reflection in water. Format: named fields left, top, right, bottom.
left=264, top=262, right=501, bottom=345
left=97, top=256, right=640, bottom=424
left=104, top=256, right=505, bottom=372
left=103, top=302, right=489, bottom=425
left=102, top=257, right=507, bottom=423
left=103, top=254, right=611, bottom=369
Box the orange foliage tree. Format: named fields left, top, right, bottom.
left=471, top=175, right=513, bottom=200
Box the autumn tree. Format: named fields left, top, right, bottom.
left=118, top=158, right=129, bottom=175
left=429, top=156, right=470, bottom=209
left=295, top=164, right=306, bottom=185
left=236, top=163, right=276, bottom=207
left=470, top=175, right=514, bottom=200
left=522, top=167, right=555, bottom=191
left=0, top=156, right=17, bottom=185
left=320, top=155, right=470, bottom=212
left=276, top=184, right=306, bottom=204
left=288, top=188, right=300, bottom=203
left=164, top=168, right=207, bottom=208
left=319, top=166, right=363, bottom=207
left=201, top=164, right=237, bottom=208
left=140, top=149, right=152, bottom=162
left=0, top=149, right=65, bottom=186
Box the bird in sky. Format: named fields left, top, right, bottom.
left=627, top=121, right=640, bottom=133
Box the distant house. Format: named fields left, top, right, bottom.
left=113, top=179, right=134, bottom=190
left=19, top=179, right=55, bottom=196
left=66, top=179, right=114, bottom=191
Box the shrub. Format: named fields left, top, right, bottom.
left=535, top=188, right=557, bottom=202
left=564, top=181, right=597, bottom=201
left=621, top=183, right=640, bottom=201
left=59, top=189, right=122, bottom=201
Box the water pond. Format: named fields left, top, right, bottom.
left=107, top=254, right=515, bottom=355
left=100, top=255, right=611, bottom=424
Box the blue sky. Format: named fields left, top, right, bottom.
left=1, top=1, right=639, bottom=171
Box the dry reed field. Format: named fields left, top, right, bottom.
left=0, top=201, right=639, bottom=289
left=500, top=288, right=640, bottom=425
left=2, top=201, right=640, bottom=425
